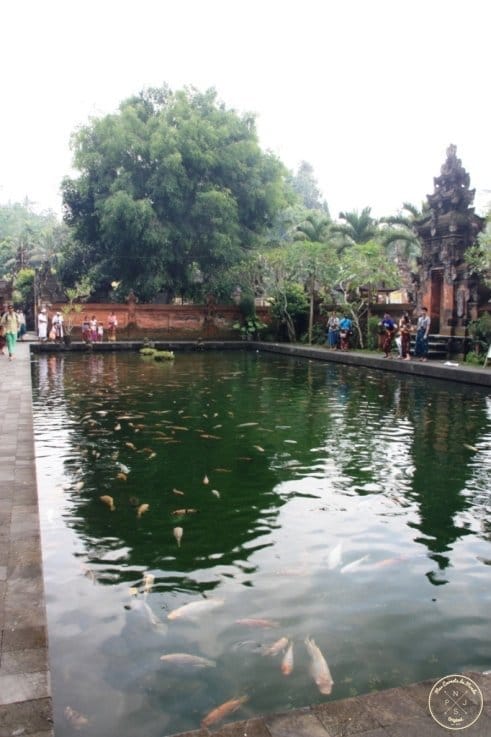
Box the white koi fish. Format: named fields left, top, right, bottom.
left=167, top=598, right=224, bottom=621
left=305, top=637, right=334, bottom=695
left=160, top=653, right=216, bottom=668
left=173, top=527, right=183, bottom=547
left=327, top=542, right=343, bottom=570
left=340, top=555, right=370, bottom=574
left=64, top=705, right=89, bottom=730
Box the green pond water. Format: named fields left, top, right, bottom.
left=31, top=350, right=491, bottom=736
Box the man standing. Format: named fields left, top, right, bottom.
left=38, top=308, right=48, bottom=341
left=1, top=304, right=20, bottom=360
left=414, top=306, right=431, bottom=361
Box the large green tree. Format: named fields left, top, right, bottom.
left=61, top=85, right=288, bottom=301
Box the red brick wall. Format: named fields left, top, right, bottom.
left=44, top=303, right=271, bottom=340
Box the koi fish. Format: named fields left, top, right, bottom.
left=167, top=598, right=225, bottom=620
left=119, top=463, right=130, bottom=474
left=160, top=653, right=216, bottom=668
left=211, top=489, right=221, bottom=498
left=262, top=636, right=289, bottom=656
left=235, top=618, right=279, bottom=628
left=463, top=443, right=478, bottom=452
left=137, top=503, right=149, bottom=518
left=201, top=695, right=249, bottom=728
left=305, top=637, right=334, bottom=695
left=142, top=573, right=155, bottom=594
left=172, top=488, right=185, bottom=496
left=237, top=422, right=259, bottom=427
left=171, top=508, right=197, bottom=516
left=64, top=705, right=89, bottom=730
left=281, top=641, right=294, bottom=675
left=100, top=495, right=115, bottom=511
left=173, top=527, right=183, bottom=547
left=203, top=474, right=209, bottom=485
left=125, top=442, right=136, bottom=450
left=116, top=472, right=127, bottom=481
left=114, top=423, right=121, bottom=431
left=340, top=555, right=370, bottom=574
left=200, top=434, right=222, bottom=440
left=253, top=445, right=265, bottom=452
left=327, top=542, right=343, bottom=570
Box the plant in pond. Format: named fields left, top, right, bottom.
left=232, top=315, right=267, bottom=340
left=62, top=276, right=93, bottom=340
left=467, top=312, right=491, bottom=356
left=232, top=293, right=268, bottom=340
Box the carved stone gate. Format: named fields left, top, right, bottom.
left=415, top=145, right=484, bottom=336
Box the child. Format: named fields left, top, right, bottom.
left=97, top=322, right=104, bottom=342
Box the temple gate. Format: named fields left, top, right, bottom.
left=415, top=145, right=484, bottom=336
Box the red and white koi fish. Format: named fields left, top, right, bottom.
left=201, top=695, right=249, bottom=728
left=281, top=641, right=294, bottom=675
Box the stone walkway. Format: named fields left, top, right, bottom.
left=0, top=338, right=489, bottom=737
left=0, top=339, right=53, bottom=737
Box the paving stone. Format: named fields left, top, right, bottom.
left=0, top=648, right=49, bottom=675
left=383, top=713, right=488, bottom=736
left=361, top=688, right=426, bottom=727
left=218, top=717, right=272, bottom=737
left=313, top=696, right=382, bottom=735
left=0, top=697, right=53, bottom=736
left=2, top=626, right=47, bottom=651
left=264, top=710, right=331, bottom=737
left=0, top=671, right=50, bottom=706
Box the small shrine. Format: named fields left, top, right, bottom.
left=414, top=145, right=485, bottom=335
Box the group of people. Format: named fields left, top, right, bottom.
left=37, top=309, right=119, bottom=343
left=37, top=308, right=65, bottom=342
left=326, top=307, right=431, bottom=361
left=0, top=305, right=26, bottom=360
left=326, top=312, right=354, bottom=351
left=378, top=307, right=431, bottom=361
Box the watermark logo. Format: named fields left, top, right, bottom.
left=428, top=674, right=483, bottom=730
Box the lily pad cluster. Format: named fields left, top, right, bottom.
left=139, top=348, right=175, bottom=361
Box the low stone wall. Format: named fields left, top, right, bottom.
left=44, top=303, right=271, bottom=340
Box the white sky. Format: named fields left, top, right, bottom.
left=1, top=0, right=490, bottom=220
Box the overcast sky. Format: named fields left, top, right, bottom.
left=2, top=0, right=490, bottom=220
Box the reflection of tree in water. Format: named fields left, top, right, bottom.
left=408, top=385, right=490, bottom=574
left=32, top=352, right=491, bottom=588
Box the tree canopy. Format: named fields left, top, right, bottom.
left=61, top=85, right=289, bottom=301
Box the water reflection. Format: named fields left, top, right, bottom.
left=31, top=352, right=491, bottom=737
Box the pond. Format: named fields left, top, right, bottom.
left=31, top=350, right=491, bottom=736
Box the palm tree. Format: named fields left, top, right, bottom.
left=293, top=211, right=332, bottom=243
left=330, top=207, right=379, bottom=250
left=379, top=202, right=426, bottom=298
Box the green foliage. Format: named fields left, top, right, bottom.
left=153, top=350, right=175, bottom=361
left=288, top=161, right=329, bottom=213
left=467, top=312, right=491, bottom=352
left=140, top=347, right=157, bottom=355
left=62, top=276, right=94, bottom=334
left=300, top=322, right=325, bottom=344
left=238, top=293, right=256, bottom=318
left=465, top=219, right=491, bottom=288
left=0, top=202, right=69, bottom=278
left=61, top=85, right=289, bottom=301
left=367, top=315, right=382, bottom=350
left=464, top=350, right=486, bottom=366
left=330, top=207, right=379, bottom=250
left=13, top=267, right=35, bottom=307
left=232, top=315, right=267, bottom=338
